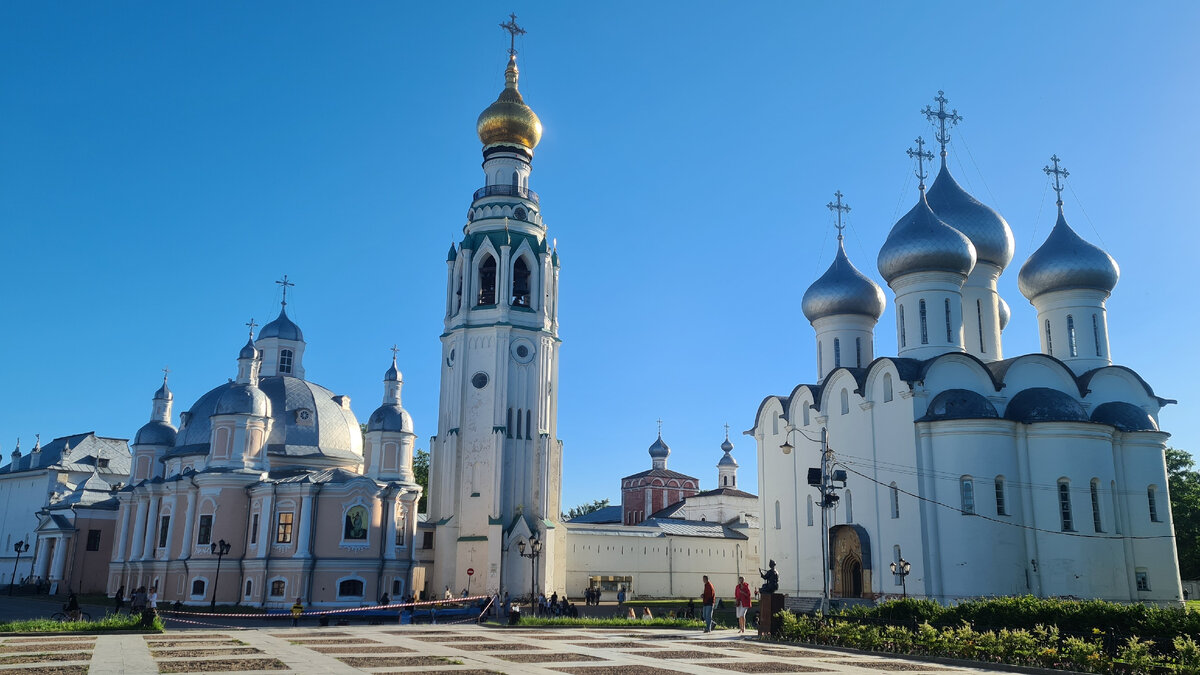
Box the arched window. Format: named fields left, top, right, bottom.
left=1090, top=479, right=1103, bottom=532
left=1093, top=314, right=1103, bottom=357
left=1045, top=320, right=1054, bottom=356
left=1068, top=315, right=1078, bottom=357
left=511, top=257, right=531, bottom=307
left=1058, top=480, right=1074, bottom=531
left=919, top=299, right=928, bottom=344
left=994, top=476, right=1008, bottom=516
left=899, top=305, right=907, bottom=347
left=722, top=476, right=728, bottom=486
left=191, top=579, right=206, bottom=597
left=245, top=580, right=253, bottom=597
left=840, top=389, right=849, bottom=415
left=511, top=170, right=519, bottom=188
left=1148, top=486, right=1160, bottom=522
left=834, top=338, right=841, bottom=368
left=802, top=405, right=810, bottom=426
left=506, top=408, right=513, bottom=438
left=855, top=337, right=862, bottom=367
left=845, top=489, right=853, bottom=523
left=889, top=482, right=899, bottom=519
left=960, top=477, right=975, bottom=515
left=476, top=254, right=497, bottom=306
left=945, top=298, right=953, bottom=343
left=977, top=299, right=985, bottom=353
left=774, top=500, right=781, bottom=530
left=338, top=579, right=364, bottom=597
left=279, top=349, right=294, bottom=374
left=516, top=409, right=522, bottom=438
left=883, top=374, right=894, bottom=403
left=270, top=579, right=286, bottom=597
left=806, top=495, right=813, bottom=526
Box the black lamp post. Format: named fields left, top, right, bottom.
left=889, top=548, right=912, bottom=599
left=516, top=535, right=542, bottom=610
left=209, top=539, right=231, bottom=609
left=9, top=541, right=29, bottom=596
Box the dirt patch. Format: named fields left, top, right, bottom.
left=157, top=657, right=289, bottom=672
left=4, top=638, right=95, bottom=645
left=337, top=655, right=465, bottom=668
left=707, top=663, right=832, bottom=673
left=305, top=645, right=414, bottom=654
left=409, top=634, right=496, bottom=642
left=717, top=643, right=829, bottom=658
left=144, top=641, right=238, bottom=648
left=493, top=652, right=604, bottom=663
left=552, top=666, right=692, bottom=675
left=447, top=642, right=548, bottom=651
left=375, top=671, right=503, bottom=675
left=826, top=662, right=949, bottom=671
left=382, top=629, right=457, bottom=635
left=3, top=667, right=89, bottom=675
left=144, top=634, right=229, bottom=641
left=267, top=631, right=349, bottom=638
left=636, top=649, right=735, bottom=660
left=0, top=653, right=92, bottom=665
left=149, top=647, right=264, bottom=658
left=285, top=637, right=379, bottom=645
left=0, top=643, right=93, bottom=654
left=569, top=641, right=664, bottom=649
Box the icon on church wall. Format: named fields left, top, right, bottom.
left=344, top=506, right=367, bottom=540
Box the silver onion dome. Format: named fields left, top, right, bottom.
left=367, top=404, right=412, bottom=433
left=238, top=339, right=258, bottom=361
left=1018, top=209, right=1119, bottom=300
left=878, top=193, right=977, bottom=284
left=802, top=240, right=886, bottom=322
left=998, top=296, right=1011, bottom=331
left=154, top=379, right=173, bottom=401
left=134, top=420, right=177, bottom=446
left=648, top=434, right=670, bottom=459
left=926, top=163, right=1015, bottom=269
left=385, top=357, right=401, bottom=382
left=259, top=307, right=304, bottom=341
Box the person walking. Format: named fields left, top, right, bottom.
left=616, top=585, right=626, bottom=606
left=701, top=575, right=715, bottom=633
left=734, top=576, right=752, bottom=634
left=147, top=586, right=158, bottom=610
left=130, top=586, right=146, bottom=614
left=113, top=585, right=126, bottom=615
left=290, top=598, right=304, bottom=627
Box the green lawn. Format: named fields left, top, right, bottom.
left=0, top=613, right=162, bottom=633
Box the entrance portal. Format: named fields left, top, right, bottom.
left=829, top=524, right=872, bottom=598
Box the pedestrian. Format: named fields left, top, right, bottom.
left=626, top=607, right=636, bottom=620
left=291, top=597, right=304, bottom=627
left=379, top=593, right=390, bottom=607
left=444, top=585, right=452, bottom=600
left=130, top=586, right=146, bottom=614
left=147, top=586, right=158, bottom=610
left=616, top=585, right=626, bottom=606
left=114, top=585, right=126, bottom=615
left=735, top=575, right=752, bottom=634
left=641, top=607, right=653, bottom=621
left=701, top=575, right=715, bottom=632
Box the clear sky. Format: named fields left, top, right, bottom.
left=2, top=2, right=1198, bottom=509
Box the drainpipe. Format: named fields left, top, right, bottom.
left=304, top=482, right=323, bottom=603
left=258, top=483, right=277, bottom=606
left=182, top=474, right=199, bottom=604
left=376, top=485, right=391, bottom=601
left=237, top=485, right=254, bottom=605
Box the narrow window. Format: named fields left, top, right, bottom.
left=834, top=338, right=841, bottom=368
left=883, top=374, right=894, bottom=403
left=1148, top=486, right=1160, bottom=522
left=890, top=482, right=899, bottom=519
left=1045, top=320, right=1054, bottom=356
left=245, top=579, right=253, bottom=596
left=960, top=477, right=975, bottom=515
left=723, top=476, right=727, bottom=486
left=276, top=512, right=294, bottom=544
left=511, top=170, right=519, bottom=188
left=87, top=529, right=102, bottom=551
left=516, top=409, right=522, bottom=438
left=855, top=337, right=862, bottom=367
left=1093, top=314, right=1102, bottom=357
left=840, top=389, right=849, bottom=415
left=1058, top=480, right=1074, bottom=531
left=1068, top=315, right=1078, bottom=357
left=1112, top=480, right=1122, bottom=534
left=476, top=254, right=497, bottom=305
left=994, top=476, right=1007, bottom=516
left=899, top=305, right=907, bottom=347
left=806, top=495, right=814, bottom=526
left=279, top=348, right=293, bottom=374
left=270, top=579, right=286, bottom=597
left=919, top=299, right=928, bottom=344
left=945, top=298, right=953, bottom=343
left=802, top=405, right=810, bottom=426
left=197, top=515, right=213, bottom=545
left=506, top=408, right=513, bottom=438
left=845, top=489, right=853, bottom=523
left=526, top=410, right=532, bottom=439
left=1136, top=569, right=1150, bottom=591
left=511, top=257, right=531, bottom=307
left=977, top=299, right=985, bottom=353
left=250, top=514, right=259, bottom=544
left=818, top=341, right=823, bottom=377
left=192, top=579, right=206, bottom=596
left=1090, top=479, right=1103, bottom=532
left=158, top=515, right=170, bottom=548
left=774, top=501, right=781, bottom=530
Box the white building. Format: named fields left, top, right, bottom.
left=751, top=96, right=1182, bottom=606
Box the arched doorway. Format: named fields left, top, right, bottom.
left=829, top=524, right=872, bottom=598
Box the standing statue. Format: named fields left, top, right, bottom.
left=759, top=559, right=779, bottom=594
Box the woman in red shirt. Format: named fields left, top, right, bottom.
left=734, top=576, right=752, bottom=634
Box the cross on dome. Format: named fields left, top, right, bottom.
left=827, top=190, right=851, bottom=241
left=245, top=317, right=258, bottom=338
left=1044, top=154, right=1070, bottom=209
left=162, top=366, right=170, bottom=381
left=723, top=422, right=730, bottom=440
left=390, top=344, right=400, bottom=360
left=499, top=13, right=526, bottom=56
left=656, top=418, right=663, bottom=437
left=922, top=90, right=962, bottom=160
left=275, top=274, right=295, bottom=307
left=907, top=137, right=934, bottom=191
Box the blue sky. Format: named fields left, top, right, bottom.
left=2, top=2, right=1198, bottom=508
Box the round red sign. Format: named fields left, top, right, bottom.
left=467, top=568, right=475, bottom=576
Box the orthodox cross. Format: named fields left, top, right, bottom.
left=826, top=190, right=851, bottom=241
left=656, top=418, right=663, bottom=436
left=499, top=13, right=526, bottom=56
left=275, top=274, right=294, bottom=306
left=921, top=90, right=962, bottom=159
left=245, top=317, right=258, bottom=339
left=390, top=344, right=400, bottom=360
left=162, top=366, right=170, bottom=382
left=907, top=137, right=934, bottom=191
left=723, top=422, right=731, bottom=441
left=1044, top=154, right=1069, bottom=208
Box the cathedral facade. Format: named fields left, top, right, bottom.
left=752, top=97, right=1182, bottom=605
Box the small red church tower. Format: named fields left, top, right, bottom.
left=620, top=424, right=699, bottom=525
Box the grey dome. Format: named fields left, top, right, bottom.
left=238, top=339, right=258, bottom=360
left=718, top=449, right=737, bottom=467
left=1018, top=209, right=1119, bottom=300
left=878, top=193, right=977, bottom=284
left=171, top=375, right=362, bottom=463
left=385, top=358, right=402, bottom=382
left=134, top=420, right=178, bottom=446
left=154, top=380, right=173, bottom=401
left=1004, top=387, right=1088, bottom=423
left=802, top=240, right=886, bottom=322
left=921, top=389, right=998, bottom=421
left=1091, top=401, right=1158, bottom=432
left=998, top=296, right=1011, bottom=331
left=648, top=434, right=670, bottom=459
left=721, top=437, right=734, bottom=453
left=215, top=383, right=271, bottom=416
left=367, top=404, right=413, bottom=433
left=259, top=307, right=304, bottom=341
left=926, top=164, right=1015, bottom=269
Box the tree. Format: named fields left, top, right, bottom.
left=1166, top=447, right=1200, bottom=579
left=413, top=448, right=430, bottom=513
left=563, top=498, right=610, bottom=521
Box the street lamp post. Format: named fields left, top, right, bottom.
left=516, top=536, right=542, bottom=611
left=9, top=541, right=30, bottom=596
left=782, top=425, right=838, bottom=615
left=209, top=539, right=231, bottom=609
left=889, top=548, right=911, bottom=599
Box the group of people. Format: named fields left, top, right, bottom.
left=582, top=586, right=603, bottom=605
left=698, top=574, right=755, bottom=633
left=111, top=584, right=158, bottom=616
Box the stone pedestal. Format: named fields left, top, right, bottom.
left=758, top=593, right=785, bottom=636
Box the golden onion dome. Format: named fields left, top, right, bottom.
left=476, top=55, right=542, bottom=149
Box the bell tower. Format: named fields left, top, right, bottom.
left=429, top=15, right=564, bottom=600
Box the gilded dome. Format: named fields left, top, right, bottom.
left=926, top=163, right=1015, bottom=269
left=477, top=55, right=542, bottom=149
left=878, top=192, right=977, bottom=284
left=802, top=239, right=886, bottom=322
left=1018, top=208, right=1119, bottom=300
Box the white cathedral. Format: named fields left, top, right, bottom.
left=752, top=95, right=1182, bottom=606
